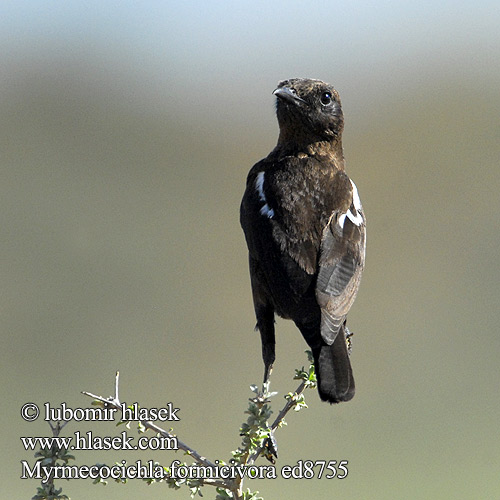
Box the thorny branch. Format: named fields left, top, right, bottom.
left=83, top=371, right=217, bottom=469
left=81, top=361, right=316, bottom=499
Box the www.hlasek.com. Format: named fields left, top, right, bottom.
left=21, top=459, right=349, bottom=483
left=20, top=402, right=180, bottom=451
left=21, top=429, right=178, bottom=451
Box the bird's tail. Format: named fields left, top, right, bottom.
left=313, top=327, right=355, bottom=404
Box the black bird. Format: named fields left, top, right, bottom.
left=240, top=78, right=366, bottom=403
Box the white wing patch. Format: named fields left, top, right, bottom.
left=255, top=171, right=275, bottom=218
left=339, top=179, right=363, bottom=228
left=350, top=179, right=362, bottom=211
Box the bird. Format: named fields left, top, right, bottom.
left=240, top=78, right=366, bottom=404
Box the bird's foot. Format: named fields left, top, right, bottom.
left=344, top=326, right=354, bottom=355
left=262, top=431, right=278, bottom=464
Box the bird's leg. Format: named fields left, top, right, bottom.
left=254, top=304, right=278, bottom=462
left=255, top=302, right=275, bottom=392
left=263, top=362, right=273, bottom=387
left=260, top=369, right=279, bottom=463
left=261, top=347, right=278, bottom=464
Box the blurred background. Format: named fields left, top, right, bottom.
left=3, top=1, right=500, bottom=498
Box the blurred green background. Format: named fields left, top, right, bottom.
left=3, top=1, right=500, bottom=498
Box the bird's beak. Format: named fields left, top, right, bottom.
left=273, top=86, right=306, bottom=105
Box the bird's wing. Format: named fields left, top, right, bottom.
left=316, top=180, right=366, bottom=345
left=240, top=161, right=317, bottom=304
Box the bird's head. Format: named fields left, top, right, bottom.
left=273, top=78, right=344, bottom=153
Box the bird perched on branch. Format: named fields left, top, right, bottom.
left=240, top=78, right=366, bottom=404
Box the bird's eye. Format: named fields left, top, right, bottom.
left=320, top=92, right=332, bottom=106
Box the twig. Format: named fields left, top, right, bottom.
left=270, top=380, right=307, bottom=431
left=48, top=419, right=69, bottom=436
left=246, top=379, right=308, bottom=466
left=82, top=372, right=217, bottom=469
